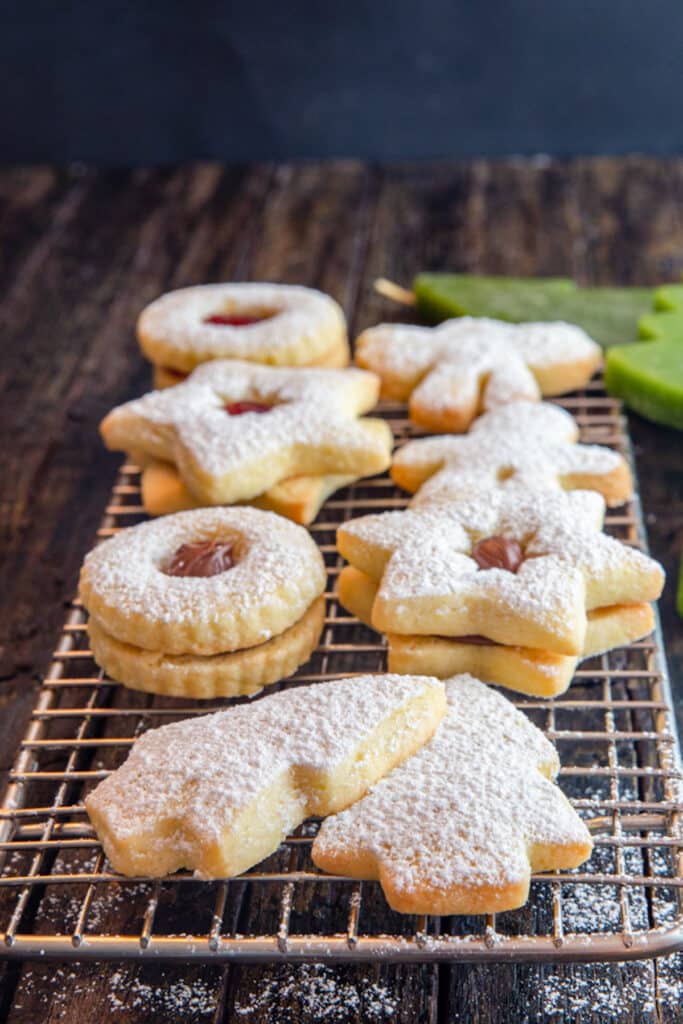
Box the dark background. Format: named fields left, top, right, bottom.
left=3, top=0, right=683, bottom=164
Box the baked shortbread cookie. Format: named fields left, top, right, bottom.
left=339, top=565, right=655, bottom=696
left=86, top=674, right=447, bottom=878
left=337, top=488, right=664, bottom=657
left=392, top=401, right=632, bottom=507
left=356, top=317, right=602, bottom=431
left=79, top=507, right=327, bottom=696
left=101, top=360, right=392, bottom=506
left=139, top=457, right=355, bottom=525
left=312, top=674, right=593, bottom=915
left=139, top=283, right=349, bottom=381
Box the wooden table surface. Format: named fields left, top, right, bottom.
left=0, top=158, right=682, bottom=1022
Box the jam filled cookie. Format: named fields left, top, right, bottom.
left=100, top=360, right=393, bottom=512
left=313, top=674, right=593, bottom=915
left=86, top=674, right=447, bottom=878
left=138, top=283, right=349, bottom=385
left=336, top=487, right=664, bottom=696
left=356, top=316, right=602, bottom=431
left=79, top=507, right=327, bottom=697
left=392, top=400, right=632, bottom=508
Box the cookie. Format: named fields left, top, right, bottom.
left=79, top=507, right=327, bottom=695
left=140, top=457, right=355, bottom=525
left=337, top=487, right=664, bottom=656
left=339, top=565, right=654, bottom=696
left=392, top=400, right=632, bottom=508
left=85, top=673, right=447, bottom=877
left=312, top=674, right=593, bottom=915
left=355, top=317, right=602, bottom=431
left=101, top=360, right=393, bottom=507
left=138, top=283, right=350, bottom=378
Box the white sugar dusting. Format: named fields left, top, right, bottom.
left=395, top=400, right=629, bottom=503
left=100, top=359, right=389, bottom=483
left=357, top=316, right=602, bottom=410
left=79, top=505, right=326, bottom=639
left=314, top=675, right=591, bottom=896
left=139, top=282, right=345, bottom=365
left=86, top=674, right=444, bottom=870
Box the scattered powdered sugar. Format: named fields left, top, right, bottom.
left=357, top=316, right=601, bottom=413
left=313, top=674, right=590, bottom=898
left=100, top=359, right=389, bottom=491
left=86, top=674, right=444, bottom=875
left=394, top=400, right=628, bottom=504
left=340, top=486, right=664, bottom=645
left=139, top=282, right=344, bottom=366
left=233, top=964, right=400, bottom=1022
left=79, top=505, right=326, bottom=648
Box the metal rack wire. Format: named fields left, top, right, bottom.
left=0, top=382, right=681, bottom=962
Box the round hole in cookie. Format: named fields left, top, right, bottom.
left=162, top=538, right=242, bottom=578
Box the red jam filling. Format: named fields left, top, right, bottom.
left=224, top=401, right=272, bottom=416
left=203, top=314, right=268, bottom=327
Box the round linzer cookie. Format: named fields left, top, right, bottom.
left=313, top=674, right=593, bottom=915
left=79, top=507, right=327, bottom=698
left=138, top=283, right=350, bottom=386
left=355, top=316, right=602, bottom=431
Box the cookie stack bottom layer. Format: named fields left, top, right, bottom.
left=338, top=566, right=655, bottom=697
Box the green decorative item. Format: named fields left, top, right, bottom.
left=413, top=274, right=654, bottom=349
left=654, top=284, right=683, bottom=311
left=638, top=309, right=683, bottom=341
left=605, top=337, right=683, bottom=429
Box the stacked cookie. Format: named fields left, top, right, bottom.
left=337, top=315, right=665, bottom=696
left=80, top=507, right=328, bottom=698
left=139, top=283, right=350, bottom=388
left=101, top=359, right=393, bottom=524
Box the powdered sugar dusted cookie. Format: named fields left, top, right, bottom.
left=392, top=401, right=632, bottom=507
left=101, top=361, right=393, bottom=507
left=337, top=487, right=664, bottom=656
left=356, top=317, right=602, bottom=431
left=86, top=674, right=447, bottom=878
left=79, top=507, right=327, bottom=696
left=139, top=283, right=349, bottom=379
left=312, top=674, right=593, bottom=915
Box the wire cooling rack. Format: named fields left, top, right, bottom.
left=0, top=382, right=681, bottom=963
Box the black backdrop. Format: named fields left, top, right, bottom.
left=3, top=0, right=683, bottom=164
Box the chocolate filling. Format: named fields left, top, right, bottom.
left=471, top=535, right=523, bottom=573
left=163, top=539, right=238, bottom=578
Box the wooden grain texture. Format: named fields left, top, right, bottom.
left=0, top=158, right=682, bottom=1022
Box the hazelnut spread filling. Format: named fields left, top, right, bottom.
left=224, top=401, right=272, bottom=415
left=471, top=535, right=523, bottom=573
left=163, top=539, right=239, bottom=578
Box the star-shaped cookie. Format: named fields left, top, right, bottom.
left=392, top=400, right=632, bottom=507
left=313, top=674, right=593, bottom=915
left=101, top=360, right=393, bottom=505
left=337, top=487, right=664, bottom=655
left=356, top=317, right=602, bottom=431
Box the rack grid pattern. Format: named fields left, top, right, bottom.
left=1, top=384, right=682, bottom=962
